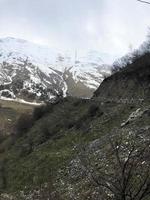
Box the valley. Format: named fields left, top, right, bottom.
left=0, top=52, right=150, bottom=199
left=1, top=0, right=150, bottom=199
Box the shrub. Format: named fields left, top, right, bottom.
left=17, top=143, right=33, bottom=157
left=72, top=99, right=82, bottom=107
left=87, top=104, right=100, bottom=117
left=111, top=63, right=122, bottom=74
left=75, top=104, right=103, bottom=130
left=15, top=113, right=34, bottom=137
left=33, top=105, right=46, bottom=121
left=75, top=115, right=88, bottom=130
left=33, top=103, right=53, bottom=121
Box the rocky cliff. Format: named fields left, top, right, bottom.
left=93, top=53, right=150, bottom=102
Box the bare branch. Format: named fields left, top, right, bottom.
left=137, top=0, right=150, bottom=4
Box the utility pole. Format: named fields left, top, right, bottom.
left=75, top=50, right=77, bottom=65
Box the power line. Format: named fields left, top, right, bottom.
left=137, top=0, right=150, bottom=4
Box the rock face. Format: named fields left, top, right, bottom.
left=0, top=37, right=111, bottom=101
left=93, top=53, right=150, bottom=101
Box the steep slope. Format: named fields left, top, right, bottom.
left=0, top=37, right=111, bottom=101
left=0, top=52, right=150, bottom=199
left=93, top=52, right=150, bottom=101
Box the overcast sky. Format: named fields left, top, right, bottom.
left=0, top=0, right=150, bottom=58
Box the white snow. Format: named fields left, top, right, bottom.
left=0, top=96, right=43, bottom=106
left=0, top=37, right=112, bottom=96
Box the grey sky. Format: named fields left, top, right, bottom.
left=0, top=0, right=150, bottom=57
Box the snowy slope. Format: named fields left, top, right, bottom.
left=0, top=37, right=112, bottom=101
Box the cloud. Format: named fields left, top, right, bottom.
left=0, top=0, right=150, bottom=59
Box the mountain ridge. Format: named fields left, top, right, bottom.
left=93, top=52, right=150, bottom=102
left=0, top=37, right=112, bottom=101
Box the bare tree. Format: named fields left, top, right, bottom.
left=80, top=129, right=150, bottom=200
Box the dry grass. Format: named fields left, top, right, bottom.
left=0, top=99, right=35, bottom=113
left=0, top=99, right=35, bottom=135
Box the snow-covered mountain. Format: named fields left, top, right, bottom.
left=0, top=37, right=111, bottom=101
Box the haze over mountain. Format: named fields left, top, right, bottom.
left=1, top=0, right=149, bottom=57
left=0, top=37, right=112, bottom=101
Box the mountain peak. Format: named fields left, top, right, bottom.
left=0, top=36, right=112, bottom=101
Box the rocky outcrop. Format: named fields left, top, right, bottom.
left=93, top=53, right=150, bottom=101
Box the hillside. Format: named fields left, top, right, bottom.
left=0, top=53, right=150, bottom=200
left=93, top=52, right=150, bottom=101
left=0, top=37, right=111, bottom=101
left=0, top=99, right=35, bottom=136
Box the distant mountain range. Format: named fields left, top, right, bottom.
left=0, top=37, right=112, bottom=102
